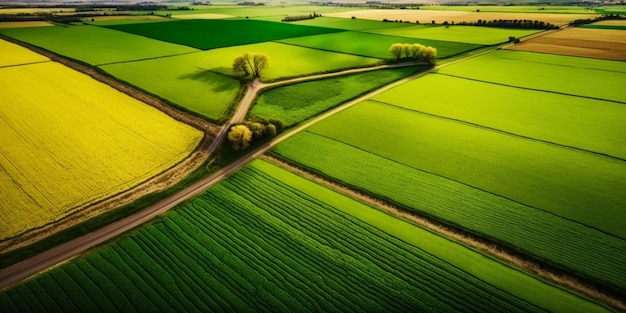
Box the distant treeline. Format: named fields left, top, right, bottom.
left=282, top=13, right=321, bottom=22
left=456, top=19, right=559, bottom=30
left=569, top=14, right=626, bottom=26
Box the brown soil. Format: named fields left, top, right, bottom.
left=261, top=154, right=626, bottom=312
left=0, top=35, right=221, bottom=254
left=506, top=27, right=626, bottom=61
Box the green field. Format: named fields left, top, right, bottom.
left=104, top=19, right=344, bottom=50
left=293, top=101, right=626, bottom=240
left=196, top=42, right=381, bottom=81
left=273, top=131, right=626, bottom=291
left=372, top=74, right=626, bottom=159
left=0, top=25, right=198, bottom=65
left=100, top=54, right=240, bottom=121
left=161, top=5, right=364, bottom=21
left=251, top=66, right=418, bottom=126
left=437, top=50, right=626, bottom=103
left=279, top=31, right=481, bottom=59
left=365, top=25, right=538, bottom=45
left=580, top=24, right=626, bottom=30
left=0, top=160, right=608, bottom=313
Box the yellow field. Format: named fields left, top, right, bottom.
left=0, top=41, right=203, bottom=240
left=0, top=21, right=53, bottom=28
left=0, top=39, right=49, bottom=67
left=328, top=9, right=598, bottom=26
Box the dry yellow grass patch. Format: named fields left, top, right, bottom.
left=0, top=21, right=53, bottom=28
left=173, top=13, right=234, bottom=19
left=328, top=9, right=598, bottom=26
left=0, top=40, right=203, bottom=240
left=506, top=27, right=626, bottom=61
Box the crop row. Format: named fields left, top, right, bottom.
left=251, top=66, right=418, bottom=126
left=3, top=160, right=599, bottom=312
left=272, top=131, right=626, bottom=290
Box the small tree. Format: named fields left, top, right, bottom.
left=422, top=46, right=437, bottom=64
left=233, top=56, right=249, bottom=76
left=389, top=43, right=404, bottom=60
left=248, top=122, right=266, bottom=139
left=228, top=124, right=252, bottom=151
left=251, top=53, right=269, bottom=77
left=232, top=53, right=269, bottom=78
left=265, top=123, right=277, bottom=136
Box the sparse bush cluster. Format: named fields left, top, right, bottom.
left=228, top=120, right=283, bottom=151
left=389, top=43, right=437, bottom=65
left=282, top=12, right=321, bottom=22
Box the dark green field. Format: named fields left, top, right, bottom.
left=104, top=19, right=344, bottom=50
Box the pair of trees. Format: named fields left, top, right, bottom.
left=233, top=53, right=269, bottom=78
left=389, top=43, right=437, bottom=64
left=228, top=121, right=279, bottom=151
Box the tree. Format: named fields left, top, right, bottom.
left=389, top=43, right=403, bottom=60
left=248, top=122, right=266, bottom=139
left=421, top=46, right=437, bottom=64
left=265, top=123, right=277, bottom=136
left=232, top=53, right=269, bottom=78
left=233, top=55, right=249, bottom=76
left=228, top=124, right=252, bottom=151
left=251, top=53, right=269, bottom=77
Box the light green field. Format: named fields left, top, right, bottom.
left=100, top=54, right=240, bottom=121
left=438, top=50, right=626, bottom=103
left=279, top=30, right=481, bottom=59
left=365, top=25, right=538, bottom=45
left=305, top=101, right=626, bottom=239
left=100, top=42, right=377, bottom=119
left=0, top=24, right=198, bottom=65
left=200, top=41, right=381, bottom=81
left=372, top=74, right=626, bottom=159
left=0, top=160, right=609, bottom=313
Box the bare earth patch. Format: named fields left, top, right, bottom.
left=173, top=13, right=234, bottom=20
left=0, top=21, right=53, bottom=28
left=328, top=9, right=598, bottom=26
left=506, top=27, right=626, bottom=61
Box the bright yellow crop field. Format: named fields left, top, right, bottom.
left=0, top=45, right=203, bottom=240
left=0, top=39, right=49, bottom=67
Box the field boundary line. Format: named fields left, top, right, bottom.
left=370, top=98, right=626, bottom=163
left=261, top=154, right=626, bottom=312
left=0, top=60, right=50, bottom=69
left=433, top=72, right=626, bottom=105
left=94, top=49, right=206, bottom=67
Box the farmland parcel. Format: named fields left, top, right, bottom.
left=272, top=50, right=626, bottom=291
left=0, top=40, right=203, bottom=240
left=0, top=160, right=609, bottom=313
